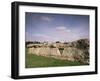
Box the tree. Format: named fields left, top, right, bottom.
left=56, top=41, right=60, bottom=43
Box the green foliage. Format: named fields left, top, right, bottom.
left=25, top=41, right=33, bottom=47
left=56, top=41, right=60, bottom=43
left=76, top=39, right=89, bottom=49
left=33, top=41, right=41, bottom=44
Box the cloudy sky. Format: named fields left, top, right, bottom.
left=25, top=12, right=89, bottom=42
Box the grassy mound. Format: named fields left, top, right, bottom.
left=25, top=53, right=86, bottom=68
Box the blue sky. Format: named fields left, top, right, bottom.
left=25, top=12, right=89, bottom=42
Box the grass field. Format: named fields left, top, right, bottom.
left=25, top=53, right=87, bottom=68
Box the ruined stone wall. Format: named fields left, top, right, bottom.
left=27, top=46, right=89, bottom=64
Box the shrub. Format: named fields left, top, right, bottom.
left=49, top=45, right=55, bottom=48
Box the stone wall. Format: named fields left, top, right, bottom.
left=27, top=46, right=89, bottom=64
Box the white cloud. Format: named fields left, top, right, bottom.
left=33, top=34, right=49, bottom=38
left=56, top=26, right=71, bottom=33
left=56, top=26, right=66, bottom=30
left=41, top=16, right=52, bottom=21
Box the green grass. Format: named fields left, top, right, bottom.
left=25, top=53, right=86, bottom=68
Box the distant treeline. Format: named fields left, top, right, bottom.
left=26, top=41, right=41, bottom=45
left=26, top=41, right=68, bottom=45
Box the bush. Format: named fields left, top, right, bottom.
left=76, top=39, right=89, bottom=50
left=49, top=45, right=55, bottom=48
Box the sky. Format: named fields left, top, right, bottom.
left=25, top=12, right=89, bottom=42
